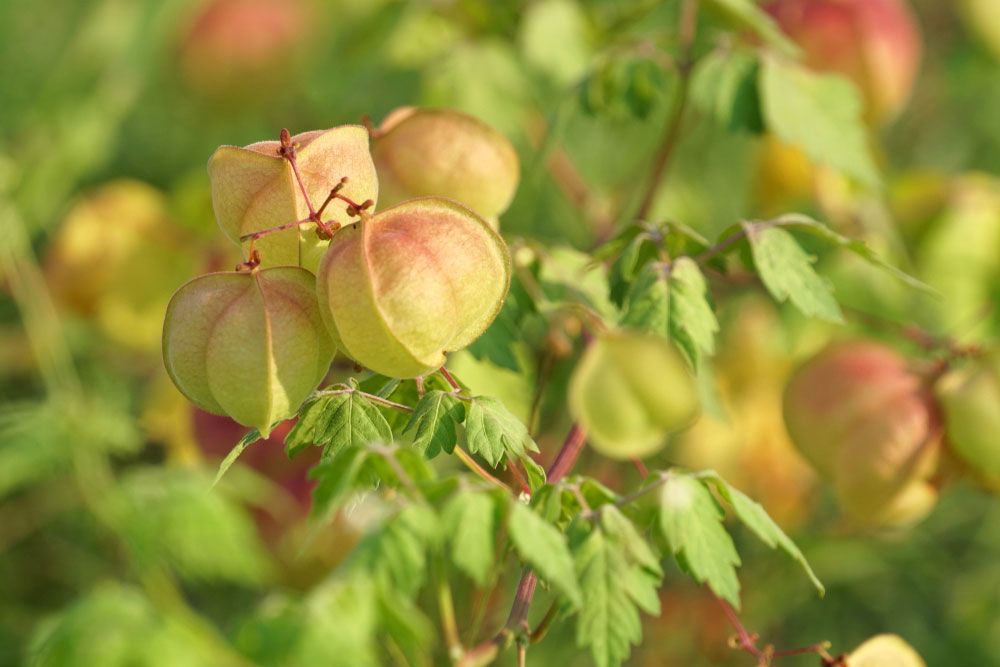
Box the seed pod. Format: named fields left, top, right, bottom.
left=763, top=0, right=922, bottom=125
left=316, top=198, right=510, bottom=378
left=937, top=356, right=1000, bottom=492
left=371, top=108, right=519, bottom=226
left=783, top=340, right=942, bottom=525
left=568, top=333, right=699, bottom=459
left=208, top=126, right=378, bottom=273
left=162, top=267, right=334, bottom=436
left=847, top=634, right=926, bottom=667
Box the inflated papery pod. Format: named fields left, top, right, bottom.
left=371, top=107, right=519, bottom=227
left=162, top=267, right=334, bottom=436
left=938, top=355, right=1000, bottom=493
left=208, top=126, right=378, bottom=273
left=316, top=198, right=510, bottom=379
left=783, top=340, right=943, bottom=526
left=568, top=332, right=699, bottom=459
left=847, top=634, right=926, bottom=667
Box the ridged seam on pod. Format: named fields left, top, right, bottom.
left=372, top=108, right=520, bottom=226
left=568, top=332, right=699, bottom=459
left=207, top=126, right=378, bottom=274
left=162, top=266, right=334, bottom=436
left=316, top=197, right=511, bottom=379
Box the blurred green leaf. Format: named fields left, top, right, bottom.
left=508, top=501, right=582, bottom=606
left=745, top=223, right=844, bottom=323
left=658, top=474, right=741, bottom=608
left=760, top=57, right=880, bottom=187
left=690, top=49, right=764, bottom=133
left=442, top=491, right=498, bottom=586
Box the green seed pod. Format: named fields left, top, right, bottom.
left=938, top=356, right=1000, bottom=492
left=783, top=340, right=942, bottom=525
left=316, top=198, right=510, bottom=378
left=208, top=126, right=378, bottom=273
left=162, top=266, right=334, bottom=436
left=568, top=333, right=699, bottom=459
left=371, top=107, right=519, bottom=226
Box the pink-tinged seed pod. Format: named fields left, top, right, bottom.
left=208, top=126, right=378, bottom=274
left=783, top=340, right=942, bottom=525
left=763, top=0, right=922, bottom=125
left=316, top=198, right=510, bottom=379
left=568, top=332, right=699, bottom=460
left=162, top=267, right=335, bottom=436
left=937, top=356, right=1000, bottom=493
left=371, top=107, right=520, bottom=227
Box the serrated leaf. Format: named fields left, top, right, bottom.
left=703, top=472, right=824, bottom=597
left=760, top=57, right=880, bottom=187
left=746, top=223, right=844, bottom=323
left=621, top=259, right=718, bottom=367
left=658, top=475, right=741, bottom=608
left=600, top=506, right=662, bottom=575
left=442, top=491, right=497, bottom=586
left=621, top=262, right=669, bottom=334
left=775, top=214, right=936, bottom=295
left=402, top=391, right=465, bottom=458
left=668, top=258, right=719, bottom=365
left=111, top=468, right=270, bottom=584
left=508, top=501, right=582, bottom=606
left=609, top=233, right=656, bottom=305
left=211, top=428, right=263, bottom=487
left=465, top=396, right=537, bottom=468
left=574, top=528, right=653, bottom=667
left=703, top=0, right=798, bottom=56
left=316, top=392, right=393, bottom=459
left=351, top=505, right=438, bottom=598
left=283, top=396, right=329, bottom=458
left=519, top=454, right=547, bottom=493
left=690, top=49, right=764, bottom=133
left=309, top=446, right=371, bottom=519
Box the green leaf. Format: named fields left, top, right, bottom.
left=351, top=504, right=439, bottom=598
left=745, top=223, right=844, bottom=323
left=466, top=303, right=522, bottom=371
left=574, top=527, right=656, bottom=667
left=609, top=232, right=656, bottom=306
left=600, top=506, right=662, bottom=576
left=309, top=446, right=371, bottom=519
left=703, top=0, right=799, bottom=56
left=283, top=396, right=329, bottom=458
left=465, top=396, right=538, bottom=468
left=621, top=259, right=718, bottom=366
left=702, top=472, right=824, bottom=597
left=621, top=262, right=668, bottom=334
left=690, top=49, right=764, bottom=133
left=774, top=214, right=936, bottom=295
left=316, top=391, right=394, bottom=459
left=110, top=467, right=271, bottom=584
left=658, top=474, right=741, bottom=608
left=667, top=258, right=719, bottom=365
left=508, top=501, right=582, bottom=606
left=518, top=454, right=547, bottom=493
left=442, top=491, right=497, bottom=586
left=760, top=57, right=880, bottom=187
left=211, top=428, right=262, bottom=488
left=402, top=390, right=466, bottom=458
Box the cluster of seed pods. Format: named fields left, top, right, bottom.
left=162, top=110, right=519, bottom=435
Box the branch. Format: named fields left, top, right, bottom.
left=635, top=0, right=701, bottom=221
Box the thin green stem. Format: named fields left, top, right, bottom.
left=454, top=447, right=515, bottom=494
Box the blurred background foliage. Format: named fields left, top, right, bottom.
left=1, top=0, right=999, bottom=665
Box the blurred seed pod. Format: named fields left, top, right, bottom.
left=568, top=332, right=699, bottom=460
left=937, top=354, right=1000, bottom=493
left=371, top=107, right=519, bottom=227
